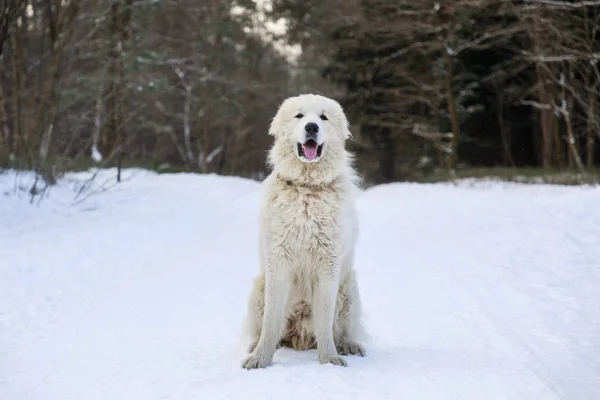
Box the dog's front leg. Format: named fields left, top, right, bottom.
left=242, top=257, right=290, bottom=369
left=313, top=259, right=346, bottom=366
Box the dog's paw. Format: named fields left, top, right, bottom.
left=241, top=353, right=272, bottom=370
left=336, top=341, right=366, bottom=357
left=318, top=353, right=347, bottom=367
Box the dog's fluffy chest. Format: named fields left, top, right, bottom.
left=264, top=179, right=345, bottom=262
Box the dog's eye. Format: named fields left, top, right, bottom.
left=320, top=115, right=328, bottom=121
left=295, top=113, right=304, bottom=119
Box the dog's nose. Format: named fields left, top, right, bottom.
left=304, top=122, right=319, bottom=135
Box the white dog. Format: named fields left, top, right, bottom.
left=242, top=94, right=366, bottom=369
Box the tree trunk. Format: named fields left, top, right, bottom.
left=531, top=17, right=555, bottom=169
left=10, top=22, right=30, bottom=168
left=0, top=0, right=26, bottom=58
left=0, top=80, right=11, bottom=158
left=536, top=67, right=554, bottom=168
left=377, top=127, right=395, bottom=182
left=33, top=0, right=80, bottom=183
left=445, top=52, right=460, bottom=171
left=497, top=91, right=515, bottom=166
left=562, top=68, right=584, bottom=172
left=565, top=113, right=584, bottom=172
left=36, top=44, right=63, bottom=183
left=587, top=85, right=596, bottom=167
left=104, top=0, right=132, bottom=182
left=584, top=6, right=595, bottom=167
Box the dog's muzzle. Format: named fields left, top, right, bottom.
left=297, top=123, right=323, bottom=161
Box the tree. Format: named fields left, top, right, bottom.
left=272, top=0, right=600, bottom=182
left=0, top=0, right=294, bottom=185
left=0, top=0, right=26, bottom=57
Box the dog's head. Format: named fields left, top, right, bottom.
left=268, top=94, right=352, bottom=165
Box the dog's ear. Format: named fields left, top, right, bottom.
left=268, top=99, right=288, bottom=136
left=337, top=103, right=353, bottom=140
left=327, top=97, right=353, bottom=140
left=268, top=117, right=278, bottom=136
left=342, top=116, right=353, bottom=140
left=268, top=110, right=280, bottom=136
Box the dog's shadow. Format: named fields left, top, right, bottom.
left=270, top=345, right=489, bottom=373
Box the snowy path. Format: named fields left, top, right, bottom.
left=1, top=170, right=599, bottom=400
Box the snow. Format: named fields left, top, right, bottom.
left=90, top=145, right=103, bottom=163
left=1, top=169, right=599, bottom=400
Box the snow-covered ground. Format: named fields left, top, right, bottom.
left=1, top=169, right=599, bottom=400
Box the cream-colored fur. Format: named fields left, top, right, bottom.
left=242, top=94, right=366, bottom=369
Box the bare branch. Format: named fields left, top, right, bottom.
left=526, top=0, right=600, bottom=8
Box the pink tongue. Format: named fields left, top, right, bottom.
left=303, top=143, right=318, bottom=159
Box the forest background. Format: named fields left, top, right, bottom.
left=1, top=0, right=599, bottom=187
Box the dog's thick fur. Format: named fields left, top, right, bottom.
left=242, top=94, right=366, bottom=369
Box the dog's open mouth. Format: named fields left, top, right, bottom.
left=297, top=140, right=323, bottom=161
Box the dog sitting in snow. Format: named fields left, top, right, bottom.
left=242, top=94, right=366, bottom=369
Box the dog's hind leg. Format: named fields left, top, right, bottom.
left=334, top=269, right=366, bottom=357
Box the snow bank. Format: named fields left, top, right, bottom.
left=1, top=169, right=599, bottom=399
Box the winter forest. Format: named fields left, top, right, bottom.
left=2, top=2, right=600, bottom=399
left=1, top=0, right=599, bottom=185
